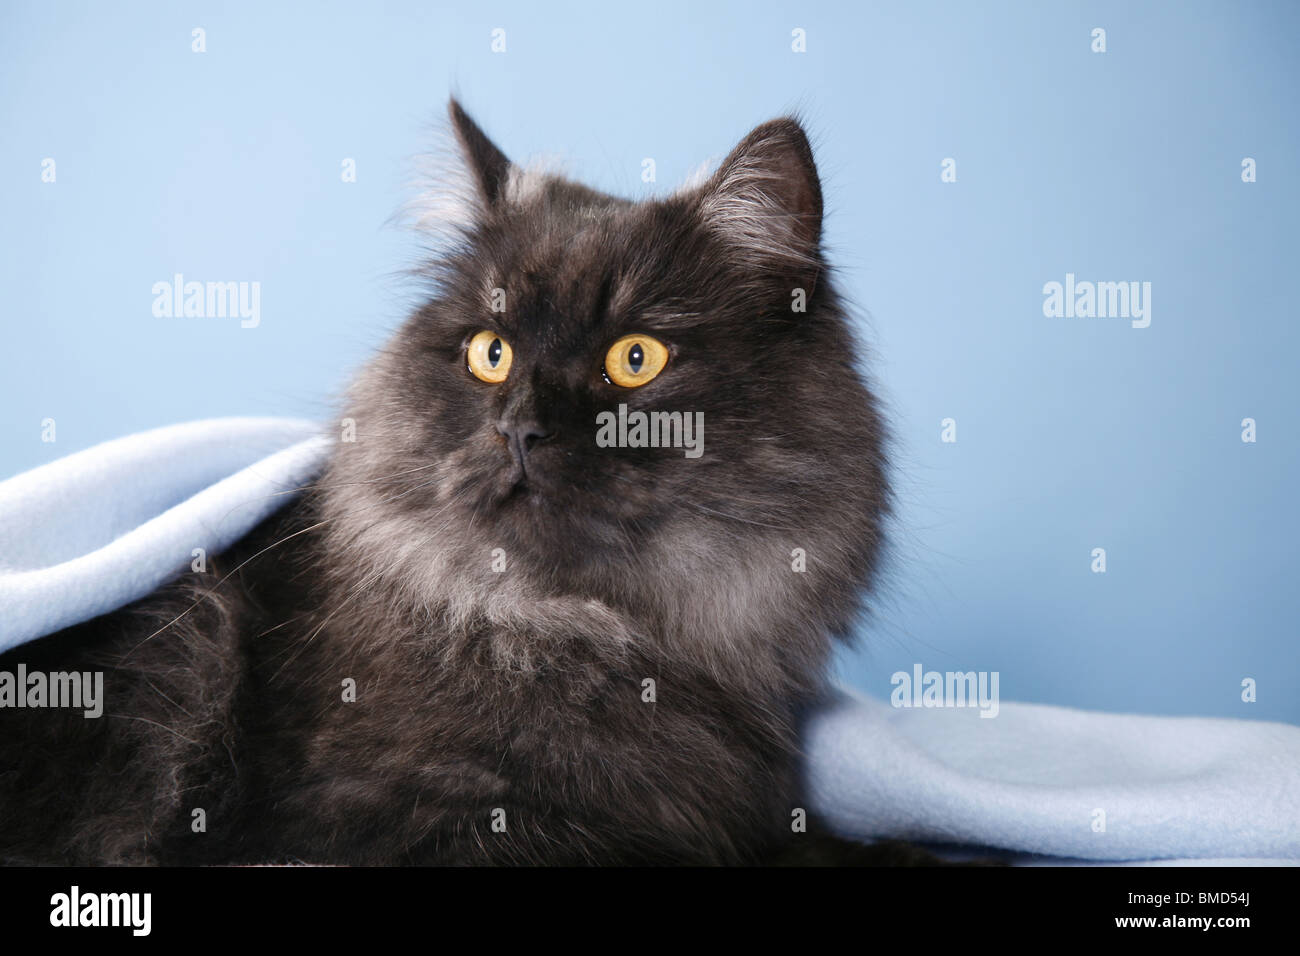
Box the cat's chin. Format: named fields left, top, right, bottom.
left=467, top=481, right=643, bottom=569
left=478, top=476, right=576, bottom=536
left=498, top=480, right=547, bottom=511
left=487, top=473, right=550, bottom=508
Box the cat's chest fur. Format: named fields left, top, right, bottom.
left=213, top=502, right=806, bottom=865
left=0, top=495, right=815, bottom=866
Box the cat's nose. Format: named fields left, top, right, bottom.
left=497, top=419, right=555, bottom=459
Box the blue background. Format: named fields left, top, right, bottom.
left=2, top=1, right=1296, bottom=722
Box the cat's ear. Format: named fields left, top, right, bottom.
left=448, top=98, right=512, bottom=207
left=695, top=118, right=823, bottom=272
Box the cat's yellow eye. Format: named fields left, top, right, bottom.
left=603, top=335, right=669, bottom=388
left=467, top=330, right=513, bottom=383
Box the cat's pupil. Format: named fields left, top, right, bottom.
left=488, top=338, right=502, bottom=367
left=628, top=343, right=644, bottom=374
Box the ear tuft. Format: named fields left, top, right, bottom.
left=448, top=98, right=512, bottom=206
left=696, top=118, right=823, bottom=271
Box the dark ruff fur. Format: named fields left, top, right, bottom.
left=0, top=101, right=890, bottom=865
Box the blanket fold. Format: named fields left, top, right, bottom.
left=806, top=690, right=1300, bottom=862
left=0, top=418, right=328, bottom=650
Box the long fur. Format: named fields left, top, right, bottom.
left=0, top=101, right=890, bottom=865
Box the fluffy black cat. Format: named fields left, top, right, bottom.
left=0, top=101, right=895, bottom=865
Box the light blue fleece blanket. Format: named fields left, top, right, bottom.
left=1, top=419, right=1297, bottom=865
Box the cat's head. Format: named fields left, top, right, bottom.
left=324, top=100, right=888, bottom=672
